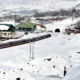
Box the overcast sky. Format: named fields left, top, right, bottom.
left=0, top=0, right=40, bottom=5
left=0, top=0, right=79, bottom=6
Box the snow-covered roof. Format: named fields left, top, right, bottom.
left=0, top=25, right=9, bottom=30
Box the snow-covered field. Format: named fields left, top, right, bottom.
left=0, top=18, right=80, bottom=80
left=0, top=32, right=80, bottom=80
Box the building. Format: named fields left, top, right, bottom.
left=25, top=20, right=36, bottom=30
left=36, top=24, right=46, bottom=32
left=0, top=24, right=15, bottom=38
left=15, top=20, right=36, bottom=32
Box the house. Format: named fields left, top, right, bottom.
left=65, top=28, right=80, bottom=34
left=15, top=22, right=32, bottom=32
left=15, top=20, right=36, bottom=32
left=0, top=24, right=15, bottom=38
left=40, top=26, right=46, bottom=31
left=36, top=24, right=46, bottom=32
left=25, top=20, right=36, bottom=30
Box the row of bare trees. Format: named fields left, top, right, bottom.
left=0, top=8, right=79, bottom=23
left=0, top=15, right=29, bottom=23
left=33, top=9, right=78, bottom=17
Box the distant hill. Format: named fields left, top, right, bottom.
left=75, top=4, right=80, bottom=10
left=0, top=0, right=79, bottom=16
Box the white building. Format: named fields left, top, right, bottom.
left=0, top=24, right=15, bottom=38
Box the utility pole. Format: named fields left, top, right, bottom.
left=30, top=40, right=31, bottom=61
left=30, top=39, right=35, bottom=61
left=62, top=33, right=65, bottom=46
left=32, top=40, right=34, bottom=60
left=0, top=31, right=2, bottom=43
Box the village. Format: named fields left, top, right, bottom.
left=0, top=10, right=80, bottom=40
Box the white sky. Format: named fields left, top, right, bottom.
left=0, top=0, right=79, bottom=5
left=0, top=0, right=39, bottom=5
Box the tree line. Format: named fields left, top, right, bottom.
left=33, top=8, right=78, bottom=17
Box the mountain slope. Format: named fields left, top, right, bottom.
left=0, top=0, right=80, bottom=16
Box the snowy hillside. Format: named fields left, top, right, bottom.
left=61, top=66, right=80, bottom=80
left=75, top=4, right=80, bottom=10
left=0, top=0, right=80, bottom=16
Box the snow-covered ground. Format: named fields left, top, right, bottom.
left=45, top=17, right=80, bottom=32
left=0, top=18, right=80, bottom=80
left=0, top=32, right=80, bottom=80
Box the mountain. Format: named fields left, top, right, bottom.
left=0, top=0, right=79, bottom=16
left=75, top=4, right=80, bottom=10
